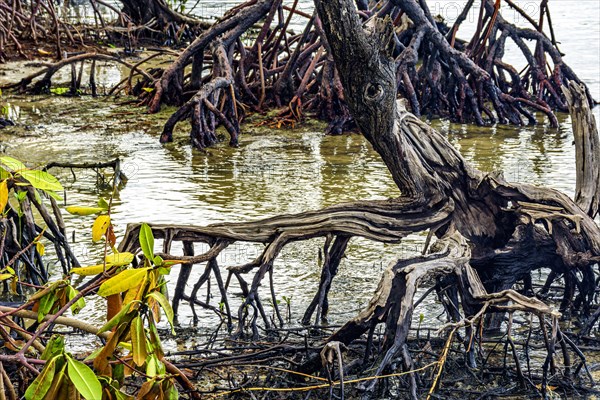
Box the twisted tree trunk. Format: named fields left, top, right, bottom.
left=115, top=0, right=600, bottom=396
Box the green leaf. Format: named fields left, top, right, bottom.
left=50, top=87, right=70, bottom=95
left=40, top=335, right=65, bottom=361
left=66, top=206, right=105, bottom=216
left=98, top=268, right=149, bottom=297
left=0, top=167, right=10, bottom=180
left=33, top=188, right=42, bottom=205
left=66, top=355, right=103, bottom=400
left=14, top=190, right=26, bottom=201
left=145, top=353, right=165, bottom=377
left=139, top=223, right=155, bottom=261
left=145, top=354, right=160, bottom=377
left=19, top=169, right=63, bottom=192
left=98, top=197, right=110, bottom=210
left=43, top=363, right=66, bottom=399
left=38, top=291, right=57, bottom=323
left=130, top=315, right=147, bottom=367
left=147, top=318, right=164, bottom=359
left=164, top=381, right=178, bottom=400
left=45, top=190, right=63, bottom=201
left=83, top=347, right=103, bottom=362
left=67, top=286, right=86, bottom=315
left=0, top=156, right=26, bottom=172
left=97, top=302, right=134, bottom=334
left=24, top=355, right=59, bottom=400
left=147, top=291, right=175, bottom=334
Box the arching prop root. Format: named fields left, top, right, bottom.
left=115, top=166, right=599, bottom=395
left=0, top=0, right=209, bottom=62
left=4, top=0, right=592, bottom=147
left=158, top=41, right=241, bottom=149
left=310, top=231, right=595, bottom=398
left=390, top=0, right=591, bottom=126
left=1, top=53, right=155, bottom=96
left=135, top=0, right=593, bottom=150
left=118, top=197, right=455, bottom=337
left=0, top=0, right=78, bottom=61
left=115, top=3, right=600, bottom=396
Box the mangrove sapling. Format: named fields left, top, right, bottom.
left=0, top=156, right=78, bottom=283
left=0, top=164, right=195, bottom=398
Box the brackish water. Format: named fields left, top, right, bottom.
left=0, top=1, right=599, bottom=353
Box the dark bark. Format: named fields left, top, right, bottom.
left=116, top=1, right=600, bottom=395
left=4, top=0, right=591, bottom=147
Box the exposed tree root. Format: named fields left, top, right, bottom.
left=0, top=0, right=209, bottom=62
left=7, top=0, right=589, bottom=149
left=140, top=0, right=592, bottom=148
left=1, top=53, right=154, bottom=95
left=111, top=2, right=600, bottom=396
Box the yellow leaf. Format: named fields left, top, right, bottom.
left=104, top=252, right=134, bottom=267
left=70, top=264, right=106, bottom=276
left=123, top=275, right=148, bottom=305
left=71, top=253, right=134, bottom=276
left=37, top=49, right=52, bottom=56
left=36, top=242, right=45, bottom=256
left=92, top=215, right=111, bottom=242
left=65, top=206, right=105, bottom=216
left=0, top=180, right=7, bottom=212
left=98, top=268, right=149, bottom=297
left=0, top=273, right=13, bottom=281
left=118, top=342, right=132, bottom=351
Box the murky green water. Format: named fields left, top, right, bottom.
left=0, top=0, right=599, bottom=349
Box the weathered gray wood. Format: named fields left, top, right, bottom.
left=563, top=82, right=600, bottom=219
